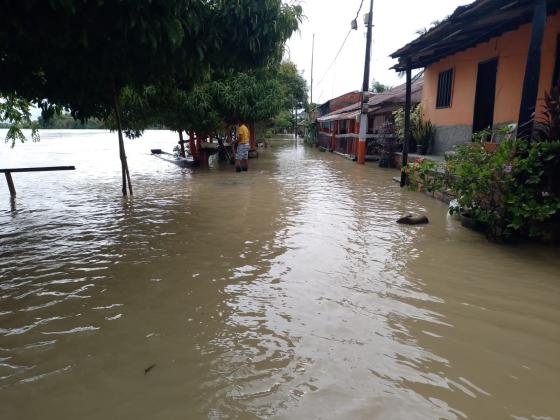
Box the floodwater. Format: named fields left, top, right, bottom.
left=0, top=130, right=559, bottom=420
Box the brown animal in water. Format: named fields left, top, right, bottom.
left=397, top=214, right=429, bottom=225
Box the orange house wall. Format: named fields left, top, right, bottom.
left=422, top=13, right=559, bottom=127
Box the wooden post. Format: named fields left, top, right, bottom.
left=2, top=166, right=75, bottom=197
left=400, top=59, right=412, bottom=188
left=517, top=0, right=547, bottom=141
left=5, top=172, right=15, bottom=196
left=178, top=130, right=186, bottom=158
left=331, top=121, right=338, bottom=152
left=249, top=121, right=257, bottom=151
left=553, top=34, right=560, bottom=87
left=294, top=106, right=298, bottom=143
left=196, top=134, right=202, bottom=154
left=188, top=130, right=199, bottom=162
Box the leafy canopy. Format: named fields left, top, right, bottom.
left=115, top=61, right=308, bottom=135
left=0, top=0, right=303, bottom=121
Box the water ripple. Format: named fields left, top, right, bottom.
left=1, top=133, right=559, bottom=419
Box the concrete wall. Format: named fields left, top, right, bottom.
left=422, top=12, right=559, bottom=154
left=432, top=125, right=473, bottom=155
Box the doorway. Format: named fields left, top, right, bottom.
left=553, top=34, right=559, bottom=87
left=473, top=58, right=498, bottom=135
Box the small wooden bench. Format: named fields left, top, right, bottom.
left=1, top=166, right=76, bottom=196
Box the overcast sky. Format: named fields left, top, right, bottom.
left=286, top=0, right=472, bottom=104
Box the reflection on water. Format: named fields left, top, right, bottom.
left=1, top=130, right=559, bottom=419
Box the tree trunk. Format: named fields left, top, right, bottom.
left=249, top=121, right=257, bottom=151
left=113, top=94, right=133, bottom=196
left=196, top=134, right=202, bottom=156
left=178, top=130, right=186, bottom=158
left=188, top=130, right=199, bottom=162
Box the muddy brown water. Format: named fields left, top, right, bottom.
left=1, top=130, right=559, bottom=419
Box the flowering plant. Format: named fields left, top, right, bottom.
left=446, top=139, right=560, bottom=240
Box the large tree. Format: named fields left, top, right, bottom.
left=0, top=0, right=302, bottom=194
left=114, top=60, right=308, bottom=160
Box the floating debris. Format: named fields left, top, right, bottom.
left=397, top=214, right=429, bottom=225
left=144, top=364, right=157, bottom=375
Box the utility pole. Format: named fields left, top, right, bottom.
left=294, top=103, right=298, bottom=143
left=357, top=0, right=374, bottom=165
left=311, top=34, right=315, bottom=105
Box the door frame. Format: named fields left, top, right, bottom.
left=472, top=57, right=499, bottom=136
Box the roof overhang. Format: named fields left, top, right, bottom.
left=317, top=109, right=360, bottom=123
left=316, top=77, right=424, bottom=122
left=391, top=0, right=560, bottom=71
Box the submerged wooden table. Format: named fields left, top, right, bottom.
left=1, top=166, right=76, bottom=197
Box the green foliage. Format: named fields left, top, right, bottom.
left=0, top=0, right=303, bottom=195
left=271, top=110, right=294, bottom=132
left=471, top=124, right=516, bottom=144
left=38, top=113, right=105, bottom=129
left=404, top=158, right=444, bottom=193
left=371, top=81, right=391, bottom=93
left=412, top=118, right=434, bottom=147
left=393, top=105, right=434, bottom=148
left=1, top=0, right=303, bottom=123
left=0, top=95, right=40, bottom=147
left=115, top=60, right=307, bottom=137
left=446, top=140, right=560, bottom=240
left=276, top=61, right=308, bottom=110
left=304, top=122, right=318, bottom=145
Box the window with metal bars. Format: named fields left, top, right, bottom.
left=436, top=69, right=454, bottom=108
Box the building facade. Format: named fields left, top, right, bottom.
left=392, top=0, right=560, bottom=155
left=316, top=78, right=423, bottom=159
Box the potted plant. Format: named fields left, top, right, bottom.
left=413, top=119, right=434, bottom=155
left=393, top=105, right=434, bottom=155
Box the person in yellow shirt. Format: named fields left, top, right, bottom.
left=235, top=122, right=250, bottom=172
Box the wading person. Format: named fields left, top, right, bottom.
left=234, top=122, right=250, bottom=172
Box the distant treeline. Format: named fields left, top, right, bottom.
left=0, top=113, right=105, bottom=129
left=0, top=113, right=170, bottom=130
left=38, top=113, right=106, bottom=129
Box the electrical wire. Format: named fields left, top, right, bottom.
left=314, top=0, right=367, bottom=94
left=354, top=0, right=365, bottom=21
left=314, top=29, right=352, bottom=90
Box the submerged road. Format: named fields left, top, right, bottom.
left=1, top=130, right=559, bottom=419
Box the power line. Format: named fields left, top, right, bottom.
left=314, top=29, right=352, bottom=90
left=354, top=0, right=365, bottom=21
left=314, top=0, right=367, bottom=94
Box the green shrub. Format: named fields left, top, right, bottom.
left=446, top=140, right=560, bottom=240
left=393, top=105, right=434, bottom=149
left=304, top=122, right=318, bottom=146
left=404, top=158, right=445, bottom=192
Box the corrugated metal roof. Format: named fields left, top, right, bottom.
left=368, top=77, right=423, bottom=107
left=317, top=109, right=361, bottom=123
left=317, top=77, right=423, bottom=123
left=391, top=0, right=560, bottom=71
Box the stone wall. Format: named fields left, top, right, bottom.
left=432, top=125, right=472, bottom=155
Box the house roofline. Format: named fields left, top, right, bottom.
left=391, top=0, right=560, bottom=71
